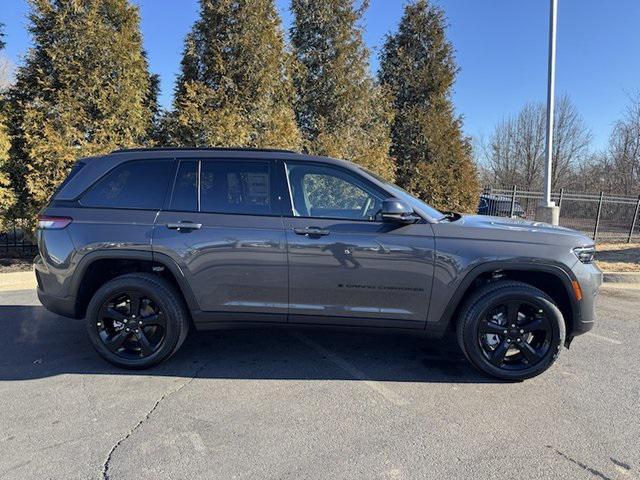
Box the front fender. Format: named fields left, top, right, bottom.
left=426, top=258, right=580, bottom=337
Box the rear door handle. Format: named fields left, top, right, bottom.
left=293, top=227, right=330, bottom=237
left=166, top=222, right=202, bottom=231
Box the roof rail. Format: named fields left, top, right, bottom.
left=110, top=146, right=298, bottom=154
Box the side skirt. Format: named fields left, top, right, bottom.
left=191, top=310, right=442, bottom=338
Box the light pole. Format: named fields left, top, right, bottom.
left=537, top=0, right=561, bottom=225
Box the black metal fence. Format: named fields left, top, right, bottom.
left=0, top=219, right=37, bottom=258
left=483, top=186, right=640, bottom=243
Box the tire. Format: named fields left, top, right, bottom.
left=456, top=280, right=565, bottom=381
left=85, top=273, right=190, bottom=369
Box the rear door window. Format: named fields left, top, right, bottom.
left=80, top=159, right=173, bottom=210
left=169, top=160, right=198, bottom=211
left=200, top=161, right=273, bottom=215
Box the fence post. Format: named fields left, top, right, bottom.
left=593, top=191, right=604, bottom=242
left=510, top=185, right=517, bottom=218
left=628, top=194, right=640, bottom=244
left=21, top=219, right=26, bottom=255
left=558, top=188, right=564, bottom=209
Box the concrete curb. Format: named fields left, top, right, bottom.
left=603, top=272, right=640, bottom=284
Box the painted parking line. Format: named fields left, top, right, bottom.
left=586, top=332, right=622, bottom=345
left=292, top=332, right=409, bottom=407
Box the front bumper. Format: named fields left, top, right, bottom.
left=570, top=261, right=603, bottom=337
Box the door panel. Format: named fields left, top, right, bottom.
left=281, top=161, right=435, bottom=327
left=152, top=158, right=287, bottom=322
left=153, top=212, right=288, bottom=317
left=284, top=218, right=434, bottom=326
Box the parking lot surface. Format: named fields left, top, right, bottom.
left=0, top=285, right=638, bottom=480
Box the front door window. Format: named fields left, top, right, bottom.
left=285, top=163, right=383, bottom=221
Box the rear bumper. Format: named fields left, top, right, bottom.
left=37, top=288, right=79, bottom=319
left=34, top=253, right=79, bottom=318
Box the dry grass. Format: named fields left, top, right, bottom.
left=0, top=257, right=34, bottom=273
left=596, top=243, right=640, bottom=272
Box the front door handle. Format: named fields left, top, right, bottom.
left=166, top=222, right=202, bottom=231
left=293, top=227, right=330, bottom=237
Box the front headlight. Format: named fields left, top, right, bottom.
left=573, top=245, right=596, bottom=264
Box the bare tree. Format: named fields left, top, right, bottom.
left=484, top=95, right=591, bottom=190
left=551, top=96, right=592, bottom=189
left=607, top=94, right=640, bottom=195
left=577, top=94, right=640, bottom=196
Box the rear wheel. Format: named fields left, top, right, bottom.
left=456, top=280, right=565, bottom=381
left=85, top=273, right=190, bottom=369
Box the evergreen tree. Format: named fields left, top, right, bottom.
left=0, top=23, right=15, bottom=227
left=146, top=72, right=165, bottom=144
left=0, top=113, right=12, bottom=228
left=171, top=0, right=300, bottom=150
left=291, top=0, right=394, bottom=179
left=379, top=0, right=479, bottom=212
left=4, top=0, right=157, bottom=217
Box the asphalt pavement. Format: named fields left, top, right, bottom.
left=0, top=285, right=638, bottom=480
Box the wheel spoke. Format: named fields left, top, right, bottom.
left=140, top=313, right=166, bottom=328
left=518, top=341, right=542, bottom=364
left=520, top=317, right=549, bottom=334
left=105, top=331, right=129, bottom=352
left=480, top=321, right=505, bottom=336
left=105, top=307, right=127, bottom=323
left=506, top=301, right=520, bottom=325
left=129, top=293, right=141, bottom=317
left=490, top=339, right=510, bottom=366
left=135, top=329, right=154, bottom=356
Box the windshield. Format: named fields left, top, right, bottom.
left=359, top=168, right=446, bottom=221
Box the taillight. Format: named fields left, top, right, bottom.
left=37, top=215, right=72, bottom=229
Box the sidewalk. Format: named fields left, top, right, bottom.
left=0, top=270, right=36, bottom=292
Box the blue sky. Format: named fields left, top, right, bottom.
left=2, top=0, right=639, bottom=150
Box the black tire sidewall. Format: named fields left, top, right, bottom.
left=85, top=275, right=184, bottom=369
left=460, top=286, right=565, bottom=381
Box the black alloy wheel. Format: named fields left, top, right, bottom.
left=457, top=280, right=565, bottom=381
left=86, top=273, right=189, bottom=369
left=477, top=299, right=552, bottom=370
left=96, top=291, right=166, bottom=359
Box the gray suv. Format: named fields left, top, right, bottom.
left=35, top=148, right=602, bottom=380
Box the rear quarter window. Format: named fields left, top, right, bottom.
left=52, top=162, right=85, bottom=199
left=80, top=159, right=173, bottom=210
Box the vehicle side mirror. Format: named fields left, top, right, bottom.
left=380, top=198, right=420, bottom=224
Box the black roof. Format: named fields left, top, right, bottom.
left=111, top=146, right=298, bottom=154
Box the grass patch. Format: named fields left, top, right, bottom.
left=596, top=243, right=640, bottom=272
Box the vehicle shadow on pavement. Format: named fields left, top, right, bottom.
left=0, top=305, right=500, bottom=384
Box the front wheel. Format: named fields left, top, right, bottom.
left=456, top=280, right=565, bottom=381
left=85, top=273, right=190, bottom=369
